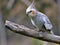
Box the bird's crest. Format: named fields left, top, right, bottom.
left=26, top=0, right=36, bottom=13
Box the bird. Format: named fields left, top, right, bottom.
left=26, top=1, right=54, bottom=34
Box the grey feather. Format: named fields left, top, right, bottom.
left=31, top=11, right=53, bottom=30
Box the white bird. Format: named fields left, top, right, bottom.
left=26, top=1, right=54, bottom=34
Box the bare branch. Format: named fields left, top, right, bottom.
left=5, top=20, right=60, bottom=44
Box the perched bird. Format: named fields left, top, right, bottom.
left=26, top=1, right=54, bottom=34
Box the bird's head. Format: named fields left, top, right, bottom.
left=26, top=9, right=36, bottom=17
left=26, top=1, right=36, bottom=17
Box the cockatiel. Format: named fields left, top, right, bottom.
left=26, top=1, right=54, bottom=34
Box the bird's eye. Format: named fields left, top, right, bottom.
left=30, top=11, right=32, bottom=13
left=28, top=11, right=32, bottom=13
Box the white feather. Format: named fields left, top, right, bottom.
left=26, top=1, right=36, bottom=13
left=31, top=19, right=36, bottom=26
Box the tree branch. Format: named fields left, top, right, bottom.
left=5, top=20, right=60, bottom=44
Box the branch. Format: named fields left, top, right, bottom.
left=5, top=20, right=60, bottom=44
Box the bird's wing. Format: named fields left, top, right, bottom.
left=43, top=15, right=53, bottom=30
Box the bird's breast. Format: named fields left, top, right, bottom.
left=31, top=15, right=45, bottom=29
